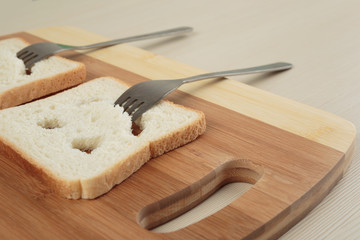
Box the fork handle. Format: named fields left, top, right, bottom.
left=181, top=62, right=293, bottom=84
left=56, top=27, right=193, bottom=51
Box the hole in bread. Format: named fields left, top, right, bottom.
left=25, top=69, right=32, bottom=75
left=71, top=136, right=102, bottom=154
left=131, top=122, right=143, bottom=136
left=137, top=159, right=263, bottom=232
left=37, top=118, right=63, bottom=129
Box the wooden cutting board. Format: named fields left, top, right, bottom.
left=0, top=28, right=356, bottom=240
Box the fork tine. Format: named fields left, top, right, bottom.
left=16, top=50, right=29, bottom=58
left=24, top=56, right=41, bottom=69
left=126, top=101, right=144, bottom=115
left=24, top=54, right=38, bottom=63
left=20, top=52, right=35, bottom=62
left=114, top=94, right=131, bottom=107
left=131, top=102, right=153, bottom=121
left=122, top=98, right=138, bottom=112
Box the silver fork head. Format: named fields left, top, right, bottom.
left=114, top=88, right=153, bottom=121
left=16, top=42, right=63, bottom=69
left=116, top=97, right=148, bottom=121
left=114, top=80, right=183, bottom=121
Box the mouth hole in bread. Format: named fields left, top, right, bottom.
left=137, top=159, right=264, bottom=232
left=37, top=118, right=63, bottom=129
left=71, top=136, right=102, bottom=154
left=131, top=122, right=143, bottom=136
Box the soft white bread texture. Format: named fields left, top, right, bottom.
left=0, top=77, right=206, bottom=199
left=0, top=38, right=86, bottom=109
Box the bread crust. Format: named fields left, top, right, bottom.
left=0, top=136, right=82, bottom=199
left=0, top=38, right=86, bottom=109
left=149, top=106, right=206, bottom=158
left=0, top=59, right=86, bottom=109
left=80, top=145, right=151, bottom=199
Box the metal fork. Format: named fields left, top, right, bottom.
left=16, top=26, right=193, bottom=69
left=114, top=62, right=292, bottom=121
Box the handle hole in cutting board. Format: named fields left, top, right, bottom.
left=137, top=159, right=264, bottom=232
left=152, top=182, right=253, bottom=233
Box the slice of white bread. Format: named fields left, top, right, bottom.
left=0, top=37, right=86, bottom=109
left=0, top=77, right=206, bottom=199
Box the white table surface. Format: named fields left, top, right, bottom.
left=1, top=0, right=360, bottom=239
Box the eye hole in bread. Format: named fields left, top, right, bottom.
left=71, top=136, right=102, bottom=154
left=37, top=117, right=64, bottom=129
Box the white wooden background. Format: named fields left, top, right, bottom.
left=1, top=0, right=359, bottom=239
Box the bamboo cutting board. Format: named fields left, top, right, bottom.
left=0, top=28, right=356, bottom=240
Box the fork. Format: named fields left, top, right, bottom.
left=16, top=26, right=193, bottom=69
left=114, top=62, right=292, bottom=121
